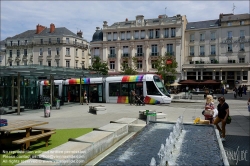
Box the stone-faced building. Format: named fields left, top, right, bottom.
left=5, top=24, right=90, bottom=68
left=90, top=14, right=187, bottom=82
left=183, top=13, right=250, bottom=88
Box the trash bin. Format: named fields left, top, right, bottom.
left=44, top=102, right=51, bottom=117
left=146, top=111, right=156, bottom=124
left=56, top=100, right=60, bottom=109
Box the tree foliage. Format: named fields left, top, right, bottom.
left=89, top=56, right=109, bottom=75
left=153, top=52, right=178, bottom=83
left=120, top=57, right=138, bottom=75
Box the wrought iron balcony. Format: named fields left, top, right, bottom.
left=200, top=39, right=205, bottom=42
left=166, top=52, right=175, bottom=56
left=190, top=40, right=194, bottom=42
left=239, top=48, right=245, bottom=52
left=121, top=53, right=130, bottom=57
left=164, top=35, right=169, bottom=38
left=135, top=53, right=144, bottom=57
left=150, top=52, right=159, bottom=56
left=227, top=49, right=233, bottom=52
left=108, top=54, right=116, bottom=58
left=200, top=52, right=205, bottom=56
left=210, top=52, right=216, bottom=55
left=189, top=52, right=194, bottom=56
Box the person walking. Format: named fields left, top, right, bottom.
left=203, top=95, right=215, bottom=124
left=233, top=86, right=237, bottom=99
left=84, top=90, right=88, bottom=105
left=243, top=85, right=247, bottom=95
left=238, top=85, right=243, bottom=97
left=213, top=96, right=229, bottom=142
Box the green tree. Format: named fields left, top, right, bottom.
left=89, top=56, right=109, bottom=75
left=120, top=57, right=138, bottom=75
left=153, top=52, right=178, bottom=83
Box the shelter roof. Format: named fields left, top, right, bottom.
left=0, top=65, right=100, bottom=79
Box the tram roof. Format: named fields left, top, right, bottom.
left=0, top=65, right=101, bottom=79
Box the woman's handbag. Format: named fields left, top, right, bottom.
left=226, top=116, right=231, bottom=124
left=204, top=109, right=214, bottom=116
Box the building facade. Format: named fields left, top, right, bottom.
left=183, top=13, right=250, bottom=89
left=90, top=14, right=187, bottom=81
left=5, top=24, right=90, bottom=68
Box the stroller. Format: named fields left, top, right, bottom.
left=135, top=94, right=145, bottom=106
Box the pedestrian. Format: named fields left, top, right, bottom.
left=84, top=90, right=88, bottom=105
left=243, top=85, right=247, bottom=95
left=213, top=96, right=229, bottom=142
left=233, top=86, right=237, bottom=98
left=238, top=85, right=242, bottom=97
left=203, top=95, right=215, bottom=124
left=248, top=98, right=250, bottom=112
left=221, top=86, right=224, bottom=96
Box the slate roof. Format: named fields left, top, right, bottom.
left=110, top=16, right=180, bottom=27
left=7, top=27, right=80, bottom=39
left=221, top=13, right=250, bottom=22
left=186, top=19, right=219, bottom=30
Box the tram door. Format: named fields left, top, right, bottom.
left=89, top=84, right=103, bottom=103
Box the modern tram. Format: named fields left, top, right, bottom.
left=40, top=74, right=172, bottom=104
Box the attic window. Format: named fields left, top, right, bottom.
left=190, top=27, right=195, bottom=29
left=210, top=24, right=214, bottom=27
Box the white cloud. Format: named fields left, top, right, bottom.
left=1, top=1, right=249, bottom=42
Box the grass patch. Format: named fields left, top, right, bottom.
left=0, top=128, right=92, bottom=166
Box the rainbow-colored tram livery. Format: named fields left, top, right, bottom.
left=39, top=74, right=172, bottom=104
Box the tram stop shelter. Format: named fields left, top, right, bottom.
left=0, top=65, right=97, bottom=115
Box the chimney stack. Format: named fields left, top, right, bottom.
left=77, top=30, right=83, bottom=38
left=50, top=23, right=55, bottom=33
left=36, top=24, right=46, bottom=34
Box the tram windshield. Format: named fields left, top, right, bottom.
left=153, top=76, right=170, bottom=97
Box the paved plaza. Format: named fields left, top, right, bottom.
left=1, top=92, right=249, bottom=165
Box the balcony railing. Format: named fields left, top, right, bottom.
left=135, top=53, right=144, bottom=57
left=200, top=52, right=205, bottom=56
left=189, top=52, right=194, bottom=56
left=228, top=60, right=236, bottom=63
left=211, top=38, right=216, bottom=41
left=239, top=48, right=245, bottom=52
left=166, top=52, right=175, bottom=56
left=190, top=40, right=194, bottom=42
left=108, top=54, right=116, bottom=58
left=6, top=40, right=88, bottom=49
left=239, top=36, right=245, bottom=39
left=210, top=52, right=216, bottom=55
left=200, top=39, right=205, bottom=42
left=164, top=35, right=169, bottom=38
left=171, top=35, right=176, bottom=37
left=150, top=52, right=159, bottom=56
left=227, top=49, right=233, bottom=52
left=121, top=53, right=130, bottom=57
left=149, top=36, right=153, bottom=39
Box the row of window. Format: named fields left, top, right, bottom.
left=94, top=44, right=174, bottom=56
left=109, top=60, right=158, bottom=70
left=189, top=30, right=246, bottom=41
left=8, top=60, right=85, bottom=68
left=227, top=21, right=244, bottom=26
left=189, top=43, right=245, bottom=55
left=8, top=38, right=82, bottom=46
left=107, top=28, right=176, bottom=41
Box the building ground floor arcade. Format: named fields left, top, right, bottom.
left=182, top=65, right=250, bottom=89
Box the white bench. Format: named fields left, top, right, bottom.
left=89, top=105, right=107, bottom=115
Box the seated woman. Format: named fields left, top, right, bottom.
left=203, top=95, right=215, bottom=124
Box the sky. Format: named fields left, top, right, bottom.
left=1, top=1, right=249, bottom=42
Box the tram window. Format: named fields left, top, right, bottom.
left=121, top=83, right=129, bottom=96
left=153, top=76, right=169, bottom=96
left=109, top=83, right=120, bottom=96
left=146, top=81, right=161, bottom=96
